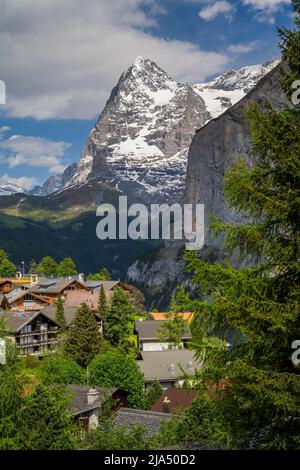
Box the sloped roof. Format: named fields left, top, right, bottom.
left=150, top=312, right=194, bottom=323
left=40, top=304, right=101, bottom=327
left=151, top=388, right=198, bottom=413
left=114, top=408, right=172, bottom=436
left=134, top=320, right=192, bottom=341
left=0, top=309, right=58, bottom=332
left=40, top=305, right=78, bottom=326
left=137, top=350, right=200, bottom=382
left=67, top=385, right=117, bottom=415
left=6, top=289, right=50, bottom=305
left=30, top=278, right=88, bottom=295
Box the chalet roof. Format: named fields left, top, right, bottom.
left=30, top=278, right=88, bottom=295
left=83, top=280, right=120, bottom=291
left=67, top=384, right=117, bottom=415
left=6, top=289, right=50, bottom=305
left=64, top=289, right=99, bottom=309
left=114, top=408, right=172, bottom=436
left=0, top=309, right=58, bottom=332
left=137, top=350, right=200, bottom=383
left=150, top=312, right=194, bottom=323
left=151, top=388, right=198, bottom=414
left=40, top=305, right=78, bottom=326
left=134, top=320, right=192, bottom=341
left=40, top=304, right=101, bottom=327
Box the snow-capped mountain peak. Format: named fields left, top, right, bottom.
left=32, top=57, right=280, bottom=200
left=0, top=181, right=27, bottom=196
left=192, top=59, right=279, bottom=119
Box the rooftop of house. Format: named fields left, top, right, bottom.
left=114, top=408, right=172, bottom=436
left=30, top=278, right=88, bottom=295
left=137, top=350, right=201, bottom=383
left=83, top=280, right=120, bottom=291
left=6, top=289, right=51, bottom=305
left=151, top=388, right=198, bottom=414
left=0, top=309, right=58, bottom=332
left=40, top=304, right=101, bottom=327
left=134, top=320, right=192, bottom=341
left=67, top=385, right=118, bottom=416
left=150, top=312, right=194, bottom=323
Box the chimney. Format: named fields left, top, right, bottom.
left=87, top=388, right=99, bottom=405
left=162, top=396, right=172, bottom=414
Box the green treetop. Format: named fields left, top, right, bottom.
left=0, top=249, right=16, bottom=277
left=103, top=287, right=134, bottom=347
left=63, top=303, right=103, bottom=368
left=55, top=297, right=67, bottom=331
left=174, top=4, right=300, bottom=449
left=57, top=257, right=77, bottom=277
left=37, top=256, right=58, bottom=277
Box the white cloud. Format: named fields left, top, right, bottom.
left=0, top=135, right=71, bottom=173
left=228, top=41, right=261, bottom=53
left=242, top=0, right=290, bottom=23
left=199, top=1, right=235, bottom=21
left=0, top=173, right=38, bottom=189
left=0, top=126, right=11, bottom=139
left=0, top=0, right=229, bottom=120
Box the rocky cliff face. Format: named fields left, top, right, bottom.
left=127, top=62, right=288, bottom=307
left=185, top=62, right=287, bottom=248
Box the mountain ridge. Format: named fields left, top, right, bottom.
left=27, top=57, right=279, bottom=202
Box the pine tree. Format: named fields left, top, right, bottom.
left=98, top=284, right=109, bottom=323
left=177, top=4, right=300, bottom=449
left=103, top=287, right=134, bottom=347
left=55, top=297, right=67, bottom=331
left=64, top=303, right=103, bottom=368
left=158, top=311, right=187, bottom=349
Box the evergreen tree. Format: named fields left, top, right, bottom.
left=0, top=249, right=16, bottom=277
left=37, top=256, right=58, bottom=277
left=99, top=267, right=111, bottom=280
left=57, top=257, right=77, bottom=277
left=143, top=379, right=163, bottom=410
left=64, top=303, right=103, bottom=368
left=19, top=384, right=76, bottom=450
left=55, top=297, right=67, bottom=331
left=176, top=4, right=300, bottom=449
left=98, top=284, right=109, bottom=324
left=103, top=287, right=134, bottom=347
left=158, top=311, right=187, bottom=349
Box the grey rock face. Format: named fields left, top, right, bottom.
left=30, top=163, right=77, bottom=196
left=185, top=63, right=288, bottom=248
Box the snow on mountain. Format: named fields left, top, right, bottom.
left=193, top=60, right=280, bottom=119
left=0, top=182, right=27, bottom=196
left=33, top=57, right=280, bottom=202
left=65, top=56, right=209, bottom=203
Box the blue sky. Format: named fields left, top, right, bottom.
left=0, top=0, right=293, bottom=189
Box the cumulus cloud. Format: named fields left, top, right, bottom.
left=0, top=0, right=229, bottom=120
left=199, top=1, right=235, bottom=21
left=0, top=173, right=38, bottom=190
left=227, top=41, right=261, bottom=53
left=0, top=135, right=71, bottom=173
